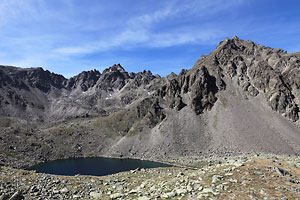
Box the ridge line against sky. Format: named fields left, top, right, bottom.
left=0, top=0, right=299, bottom=77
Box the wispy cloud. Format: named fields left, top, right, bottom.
left=54, top=46, right=97, bottom=55
left=51, top=0, right=236, bottom=57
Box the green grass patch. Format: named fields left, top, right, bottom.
left=0, top=151, right=19, bottom=159
left=92, top=109, right=143, bottom=138
left=0, top=118, right=11, bottom=127
left=49, top=126, right=76, bottom=135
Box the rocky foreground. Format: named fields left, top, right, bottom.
left=1, top=154, right=300, bottom=199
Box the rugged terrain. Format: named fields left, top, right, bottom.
left=1, top=154, right=300, bottom=199
left=0, top=36, right=300, bottom=199
left=0, top=36, right=299, bottom=169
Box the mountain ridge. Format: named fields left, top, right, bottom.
left=0, top=36, right=299, bottom=169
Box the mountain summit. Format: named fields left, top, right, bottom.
left=0, top=36, right=299, bottom=168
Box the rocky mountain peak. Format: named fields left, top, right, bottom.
left=96, top=64, right=130, bottom=91
left=0, top=65, right=67, bottom=92
left=67, top=69, right=101, bottom=91
left=102, top=64, right=126, bottom=74
left=205, top=37, right=299, bottom=122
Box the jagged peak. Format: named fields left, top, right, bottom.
left=232, top=35, right=241, bottom=40
left=0, top=65, right=43, bottom=74
left=71, top=69, right=101, bottom=79
left=102, top=64, right=126, bottom=74
left=216, top=36, right=287, bottom=55
left=0, top=66, right=67, bottom=82
left=165, top=72, right=178, bottom=80
left=136, top=70, right=153, bottom=76
left=216, top=36, right=246, bottom=49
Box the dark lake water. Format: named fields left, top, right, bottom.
left=28, top=157, right=171, bottom=176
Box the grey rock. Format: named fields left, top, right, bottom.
left=212, top=175, right=223, bottom=183
left=90, top=192, right=102, bottom=199
left=275, top=167, right=290, bottom=176
left=8, top=191, right=23, bottom=200
left=0, top=195, right=9, bottom=200
left=137, top=197, right=150, bottom=200
left=60, top=187, right=68, bottom=193
left=109, top=193, right=123, bottom=199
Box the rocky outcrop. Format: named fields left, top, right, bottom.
left=184, top=66, right=219, bottom=114
left=155, top=66, right=219, bottom=114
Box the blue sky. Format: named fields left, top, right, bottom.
left=0, top=0, right=300, bottom=77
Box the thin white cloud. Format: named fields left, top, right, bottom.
left=54, top=46, right=97, bottom=55
left=149, top=29, right=223, bottom=47
left=52, top=0, right=238, bottom=57
left=127, top=2, right=175, bottom=28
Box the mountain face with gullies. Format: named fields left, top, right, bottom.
left=0, top=36, right=299, bottom=168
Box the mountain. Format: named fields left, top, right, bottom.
left=0, top=36, right=299, bottom=168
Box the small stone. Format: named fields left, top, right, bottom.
left=216, top=184, right=225, bottom=190
left=187, top=185, right=193, bottom=192
left=175, top=188, right=188, bottom=195
left=0, top=195, right=9, bottom=200
left=110, top=193, right=123, bottom=199
left=60, top=187, right=68, bottom=193
left=200, top=187, right=219, bottom=196
left=201, top=188, right=214, bottom=194
left=234, top=160, right=244, bottom=167
left=254, top=171, right=264, bottom=176
left=287, top=178, right=299, bottom=184
left=160, top=191, right=176, bottom=198
left=52, top=188, right=60, bottom=194
left=212, top=175, right=223, bottom=183
left=137, top=197, right=150, bottom=200
left=129, top=189, right=139, bottom=194
left=8, top=191, right=23, bottom=200
left=90, top=192, right=102, bottom=199
left=229, top=178, right=238, bottom=183
left=177, top=172, right=184, bottom=177
left=260, top=188, right=268, bottom=195
left=275, top=167, right=290, bottom=176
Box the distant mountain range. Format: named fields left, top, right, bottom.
left=0, top=36, right=299, bottom=168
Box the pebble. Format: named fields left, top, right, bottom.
left=137, top=197, right=150, bottom=200
left=90, top=192, right=102, bottom=199
left=110, top=193, right=123, bottom=199
left=60, top=188, right=68, bottom=193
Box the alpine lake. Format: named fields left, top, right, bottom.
left=29, top=157, right=171, bottom=176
